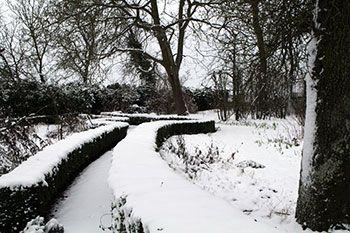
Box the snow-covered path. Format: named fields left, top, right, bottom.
left=51, top=126, right=135, bottom=233
left=51, top=150, right=114, bottom=233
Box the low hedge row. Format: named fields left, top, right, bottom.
left=0, top=124, right=128, bottom=233
left=156, top=120, right=216, bottom=147
left=101, top=112, right=191, bottom=125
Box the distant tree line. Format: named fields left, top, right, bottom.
left=0, top=77, right=217, bottom=118
left=0, top=0, right=311, bottom=119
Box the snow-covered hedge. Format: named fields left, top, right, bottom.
left=101, top=112, right=191, bottom=125
left=89, top=116, right=130, bottom=125
left=108, top=120, right=281, bottom=233
left=155, top=120, right=215, bottom=147
left=0, top=122, right=129, bottom=233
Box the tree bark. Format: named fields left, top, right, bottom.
left=296, top=0, right=350, bottom=231
left=251, top=0, right=268, bottom=118
left=149, top=0, right=187, bottom=115
left=167, top=69, right=187, bottom=115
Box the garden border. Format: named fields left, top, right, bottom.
left=0, top=123, right=129, bottom=233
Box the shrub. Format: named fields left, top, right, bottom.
left=192, top=87, right=215, bottom=111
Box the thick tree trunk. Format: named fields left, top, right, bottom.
left=296, top=0, right=350, bottom=231
left=166, top=69, right=187, bottom=115
left=150, top=0, right=187, bottom=115
left=251, top=0, right=268, bottom=118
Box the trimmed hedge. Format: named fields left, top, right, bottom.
left=156, top=120, right=216, bottom=147
left=0, top=125, right=128, bottom=233
left=101, top=112, right=191, bottom=125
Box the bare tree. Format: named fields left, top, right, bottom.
left=55, top=0, right=220, bottom=115
left=0, top=20, right=26, bottom=81
left=211, top=71, right=232, bottom=121
left=211, top=0, right=310, bottom=119
left=7, top=0, right=53, bottom=83
left=49, top=2, right=122, bottom=84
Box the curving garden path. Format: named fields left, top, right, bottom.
left=51, top=126, right=136, bottom=233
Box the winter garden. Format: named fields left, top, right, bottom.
left=0, top=0, right=349, bottom=233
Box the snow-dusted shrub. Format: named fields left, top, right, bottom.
left=44, top=219, right=64, bottom=233
left=192, top=87, right=215, bottom=111
left=97, top=83, right=141, bottom=113
left=0, top=123, right=128, bottom=233
left=236, top=160, right=265, bottom=169
left=20, top=216, right=45, bottom=233
left=0, top=114, right=97, bottom=176
left=20, top=216, right=64, bottom=233
left=46, top=114, right=91, bottom=140
left=161, top=136, right=221, bottom=179
left=103, top=196, right=149, bottom=233
left=0, top=117, right=53, bottom=175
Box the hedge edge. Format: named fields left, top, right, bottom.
left=100, top=112, right=192, bottom=125
left=0, top=124, right=129, bottom=233
left=111, top=120, right=215, bottom=232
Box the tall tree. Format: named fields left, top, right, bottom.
left=8, top=0, right=53, bottom=83
left=56, top=0, right=218, bottom=115
left=50, top=1, right=120, bottom=84
left=296, top=0, right=350, bottom=231
left=213, top=0, right=310, bottom=119
left=250, top=0, right=268, bottom=118
left=0, top=14, right=28, bottom=81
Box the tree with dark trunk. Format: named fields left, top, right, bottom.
left=53, top=0, right=220, bottom=115
left=250, top=0, right=268, bottom=119
left=296, top=0, right=350, bottom=231
left=213, top=0, right=311, bottom=120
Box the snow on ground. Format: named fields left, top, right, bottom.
left=27, top=110, right=347, bottom=233
left=155, top=110, right=347, bottom=233
left=52, top=150, right=114, bottom=233
left=160, top=122, right=303, bottom=232
left=33, top=124, right=60, bottom=143
left=51, top=126, right=136, bottom=233
left=109, top=120, right=284, bottom=233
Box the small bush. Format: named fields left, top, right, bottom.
left=161, top=135, right=221, bottom=179
left=104, top=196, right=149, bottom=233
left=20, top=217, right=64, bottom=233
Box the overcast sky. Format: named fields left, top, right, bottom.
left=1, top=0, right=212, bottom=88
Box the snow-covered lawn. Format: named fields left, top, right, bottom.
left=160, top=121, right=303, bottom=232
left=156, top=111, right=346, bottom=233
